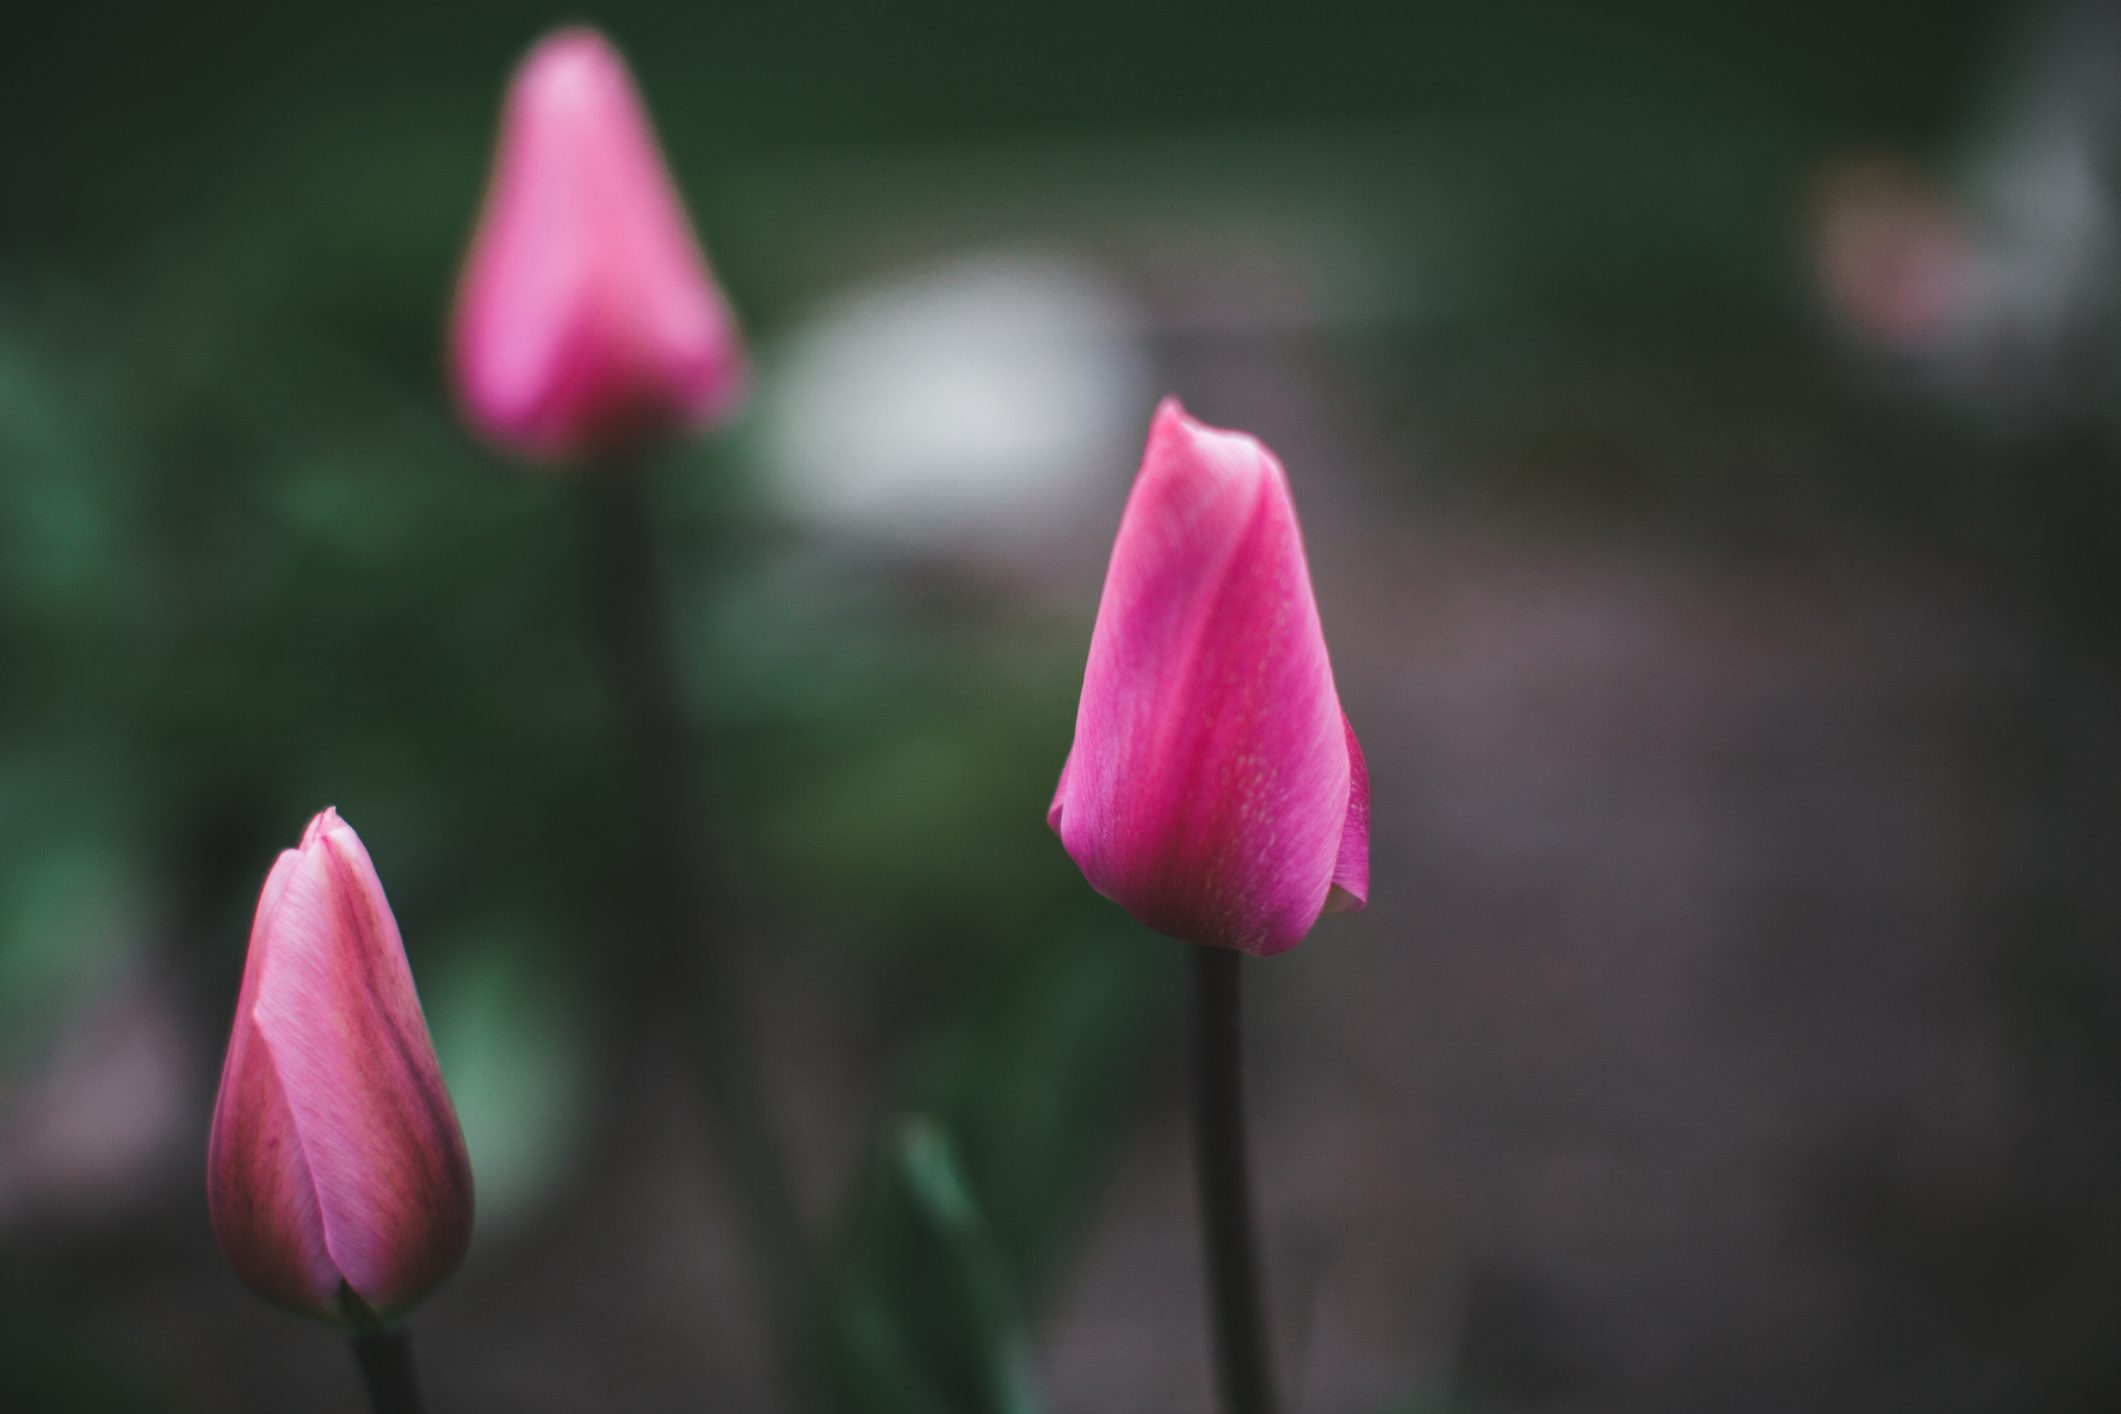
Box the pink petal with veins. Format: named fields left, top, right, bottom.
left=1050, top=400, right=1368, bottom=955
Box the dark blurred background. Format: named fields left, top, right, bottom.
left=4, top=1, right=2119, bottom=1410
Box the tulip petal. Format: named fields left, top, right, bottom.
left=1322, top=714, right=1369, bottom=916
left=208, top=852, right=344, bottom=1320
left=1055, top=400, right=1353, bottom=955
left=248, top=817, right=472, bottom=1319
left=453, top=27, right=743, bottom=460
left=1047, top=751, right=1071, bottom=833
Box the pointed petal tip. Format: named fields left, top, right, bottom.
left=1320, top=882, right=1367, bottom=917
left=506, top=28, right=641, bottom=151
left=299, top=807, right=344, bottom=850
left=1047, top=752, right=1071, bottom=835
left=1142, top=397, right=1281, bottom=491
left=520, top=24, right=624, bottom=79
left=1148, top=395, right=1211, bottom=450
left=1325, top=714, right=1370, bottom=918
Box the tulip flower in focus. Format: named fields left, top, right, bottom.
left=208, top=809, right=473, bottom=1327
left=1049, top=399, right=1369, bottom=956
left=452, top=26, right=745, bottom=463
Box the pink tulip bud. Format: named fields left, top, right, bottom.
left=1049, top=400, right=1369, bottom=956
left=208, top=809, right=473, bottom=1326
left=451, top=27, right=745, bottom=463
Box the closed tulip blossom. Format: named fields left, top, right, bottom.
left=1054, top=400, right=1368, bottom=1414
left=1050, top=399, right=1369, bottom=957
left=452, top=26, right=745, bottom=462
left=208, top=809, right=472, bottom=1330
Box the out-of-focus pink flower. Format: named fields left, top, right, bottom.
left=1810, top=155, right=1977, bottom=350
left=208, top=809, right=473, bottom=1326
left=452, top=27, right=745, bottom=463
left=1049, top=400, right=1369, bottom=956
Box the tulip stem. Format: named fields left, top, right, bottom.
left=351, top=1327, right=427, bottom=1414
left=1189, top=947, right=1278, bottom=1414
left=579, top=463, right=808, bottom=1292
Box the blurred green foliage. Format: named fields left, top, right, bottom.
left=812, top=1118, right=1047, bottom=1414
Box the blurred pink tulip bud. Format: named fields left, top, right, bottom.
left=1049, top=400, right=1369, bottom=956
left=451, top=27, right=745, bottom=463
left=208, top=809, right=473, bottom=1326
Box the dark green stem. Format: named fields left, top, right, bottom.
left=1189, top=946, right=1278, bottom=1414
left=351, top=1327, right=426, bottom=1414
left=579, top=461, right=808, bottom=1299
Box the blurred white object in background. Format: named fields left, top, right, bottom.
left=1811, top=0, right=2120, bottom=424
left=760, top=252, right=1151, bottom=558
left=1953, top=3, right=2118, bottom=382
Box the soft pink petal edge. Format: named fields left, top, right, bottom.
left=207, top=847, right=345, bottom=1318
left=1322, top=714, right=1369, bottom=916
